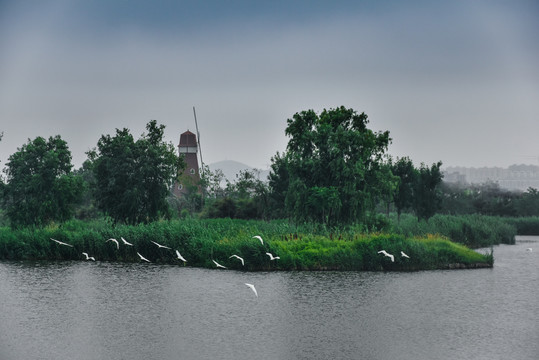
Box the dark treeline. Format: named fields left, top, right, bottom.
left=1, top=106, right=537, bottom=232
left=439, top=181, right=539, bottom=217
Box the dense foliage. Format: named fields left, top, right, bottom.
left=439, top=181, right=539, bottom=217
left=89, top=120, right=183, bottom=224
left=1, top=135, right=83, bottom=227
left=272, top=106, right=393, bottom=225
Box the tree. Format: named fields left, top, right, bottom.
left=516, top=187, right=539, bottom=216
left=267, top=151, right=289, bottom=219
left=390, top=157, right=417, bottom=222
left=278, top=106, right=392, bottom=225
left=72, top=159, right=101, bottom=220
left=200, top=168, right=269, bottom=220
left=413, top=161, right=443, bottom=222
left=2, top=135, right=83, bottom=227
left=90, top=120, right=182, bottom=224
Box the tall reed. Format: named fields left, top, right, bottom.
left=0, top=218, right=492, bottom=270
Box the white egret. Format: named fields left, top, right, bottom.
left=526, top=248, right=532, bottom=252
left=176, top=250, right=187, bottom=262
left=121, top=237, right=133, bottom=246
left=50, top=238, right=73, bottom=247
left=253, top=235, right=264, bottom=245
left=245, top=283, right=258, bottom=297
left=378, top=250, right=395, bottom=262
left=212, top=259, right=227, bottom=269
left=150, top=240, right=171, bottom=250
left=82, top=252, right=95, bottom=261
left=137, top=252, right=151, bottom=263
left=266, top=252, right=280, bottom=260
left=401, top=251, right=410, bottom=259
left=106, top=238, right=119, bottom=250
left=229, top=254, right=244, bottom=266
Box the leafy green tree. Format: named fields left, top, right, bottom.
left=2, top=135, right=83, bottom=227
left=90, top=120, right=182, bottom=224
left=72, top=159, right=101, bottom=220
left=516, top=187, right=539, bottom=216
left=267, top=151, right=289, bottom=219
left=279, top=106, right=392, bottom=225
left=413, top=161, right=443, bottom=222
left=390, top=157, right=417, bottom=221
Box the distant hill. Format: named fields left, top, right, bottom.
left=208, top=160, right=270, bottom=183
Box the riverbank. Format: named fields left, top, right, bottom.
left=0, top=219, right=492, bottom=270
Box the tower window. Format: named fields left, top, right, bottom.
left=189, top=168, right=196, bottom=175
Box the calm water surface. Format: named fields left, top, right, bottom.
left=1, top=237, right=538, bottom=360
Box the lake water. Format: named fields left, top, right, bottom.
left=1, top=237, right=538, bottom=360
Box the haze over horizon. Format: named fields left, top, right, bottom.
left=1, top=0, right=538, bottom=171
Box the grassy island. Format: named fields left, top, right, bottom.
left=0, top=218, right=493, bottom=271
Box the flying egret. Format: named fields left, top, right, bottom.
left=229, top=254, right=244, bottom=266
left=245, top=283, right=258, bottom=297
left=106, top=238, right=119, bottom=250
left=150, top=240, right=171, bottom=250
left=176, top=250, right=187, bottom=262
left=137, top=252, right=151, bottom=263
left=253, top=235, right=264, bottom=245
left=526, top=248, right=532, bottom=252
left=212, top=259, right=227, bottom=269
left=401, top=251, right=410, bottom=259
left=266, top=252, right=280, bottom=260
left=378, top=250, right=395, bottom=262
left=82, top=252, right=95, bottom=261
left=121, top=237, right=133, bottom=246
left=50, top=238, right=73, bottom=247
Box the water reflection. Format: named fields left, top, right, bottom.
left=1, top=239, right=538, bottom=360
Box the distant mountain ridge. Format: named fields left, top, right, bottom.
left=208, top=160, right=270, bottom=183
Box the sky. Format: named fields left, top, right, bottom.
left=1, top=0, right=538, bottom=172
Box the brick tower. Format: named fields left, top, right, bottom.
left=173, top=130, right=201, bottom=197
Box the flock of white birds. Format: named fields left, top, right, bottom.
left=51, top=237, right=532, bottom=296
left=50, top=235, right=284, bottom=298
left=377, top=249, right=410, bottom=262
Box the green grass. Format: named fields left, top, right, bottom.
left=0, top=218, right=492, bottom=271
left=390, top=213, right=517, bottom=248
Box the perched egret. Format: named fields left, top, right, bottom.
left=137, top=252, right=151, bottom=263
left=266, top=252, right=280, bottom=260
left=107, top=238, right=119, bottom=250
left=50, top=238, right=73, bottom=247
left=229, top=254, right=245, bottom=266
left=401, top=251, right=410, bottom=259
left=526, top=248, right=532, bottom=252
left=176, top=250, right=187, bottom=262
left=212, top=260, right=227, bottom=269
left=245, top=283, right=258, bottom=297
left=150, top=240, right=171, bottom=250
left=82, top=252, right=95, bottom=261
left=253, top=235, right=264, bottom=245
left=378, top=250, right=395, bottom=262
left=121, top=237, right=133, bottom=246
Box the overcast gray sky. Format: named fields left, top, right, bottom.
left=1, top=0, right=538, bottom=171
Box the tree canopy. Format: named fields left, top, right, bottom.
left=274, top=106, right=392, bottom=225
left=89, top=120, right=182, bottom=224
left=2, top=135, right=82, bottom=227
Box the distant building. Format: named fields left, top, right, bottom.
left=173, top=130, right=201, bottom=197
left=443, top=165, right=539, bottom=191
